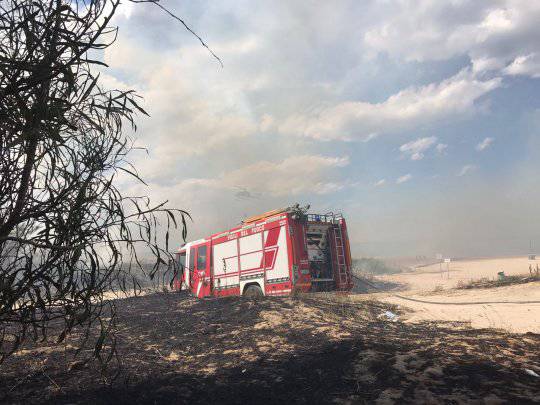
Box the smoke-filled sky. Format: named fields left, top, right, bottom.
left=105, top=0, right=540, bottom=258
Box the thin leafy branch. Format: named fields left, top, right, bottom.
left=0, top=0, right=201, bottom=367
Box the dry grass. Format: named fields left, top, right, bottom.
left=456, top=274, right=540, bottom=290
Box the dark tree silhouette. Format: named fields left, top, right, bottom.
left=0, top=0, right=199, bottom=365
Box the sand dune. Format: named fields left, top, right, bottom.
left=365, top=256, right=540, bottom=333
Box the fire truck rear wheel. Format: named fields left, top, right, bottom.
left=244, top=284, right=263, bottom=298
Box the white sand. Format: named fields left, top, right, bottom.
left=366, top=257, right=540, bottom=334
left=381, top=256, right=536, bottom=292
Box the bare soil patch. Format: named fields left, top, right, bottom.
left=1, top=292, right=539, bottom=404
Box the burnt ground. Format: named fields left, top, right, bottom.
left=1, top=292, right=540, bottom=404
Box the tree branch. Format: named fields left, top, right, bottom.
left=130, top=0, right=223, bottom=67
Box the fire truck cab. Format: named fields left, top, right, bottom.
left=173, top=206, right=353, bottom=298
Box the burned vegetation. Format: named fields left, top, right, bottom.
left=1, top=292, right=539, bottom=404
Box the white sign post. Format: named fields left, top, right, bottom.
left=444, top=258, right=451, bottom=278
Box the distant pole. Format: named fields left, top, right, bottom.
left=444, top=258, right=451, bottom=279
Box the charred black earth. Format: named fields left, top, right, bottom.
left=1, top=292, right=539, bottom=404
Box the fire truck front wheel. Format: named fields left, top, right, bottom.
left=243, top=284, right=264, bottom=298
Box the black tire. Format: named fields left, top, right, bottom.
left=243, top=284, right=264, bottom=298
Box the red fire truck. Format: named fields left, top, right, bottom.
left=174, top=206, right=353, bottom=298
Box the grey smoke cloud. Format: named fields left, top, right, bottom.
left=107, top=1, right=540, bottom=259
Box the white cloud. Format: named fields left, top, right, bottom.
left=476, top=137, right=494, bottom=151
left=227, top=155, right=350, bottom=195
left=436, top=143, right=448, bottom=154
left=362, top=133, right=379, bottom=143
left=118, top=2, right=134, bottom=19
left=400, top=136, right=437, bottom=161
left=259, top=114, right=275, bottom=132
left=363, top=1, right=540, bottom=78
left=479, top=8, right=514, bottom=32
left=503, top=53, right=540, bottom=78
left=83, top=0, right=540, bottom=258
left=458, top=164, right=476, bottom=176
left=396, top=174, right=412, bottom=184
left=279, top=69, right=501, bottom=141
left=213, top=36, right=260, bottom=55
left=472, top=57, right=506, bottom=74
left=168, top=155, right=351, bottom=197
left=101, top=38, right=261, bottom=182
left=121, top=153, right=351, bottom=239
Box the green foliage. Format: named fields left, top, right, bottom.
left=0, top=0, right=189, bottom=367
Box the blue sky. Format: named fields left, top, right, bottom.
left=106, top=0, right=540, bottom=258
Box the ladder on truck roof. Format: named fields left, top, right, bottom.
left=332, top=221, right=350, bottom=289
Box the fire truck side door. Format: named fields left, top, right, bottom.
left=195, top=243, right=211, bottom=298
